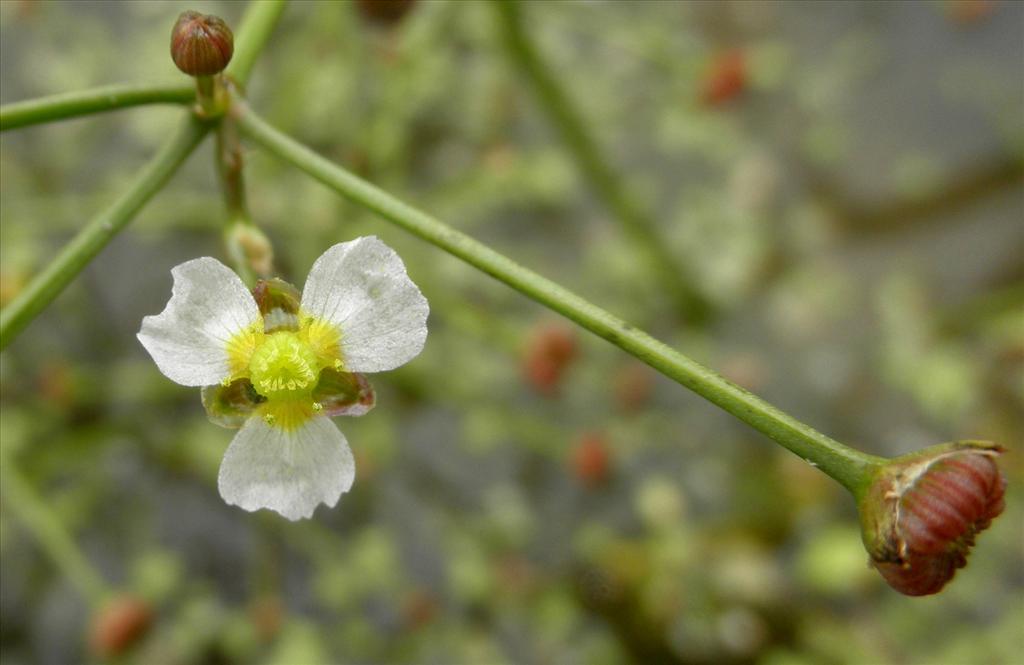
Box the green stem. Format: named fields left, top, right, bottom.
left=0, top=83, right=193, bottom=131
left=226, top=0, right=289, bottom=88
left=0, top=0, right=288, bottom=349
left=233, top=102, right=884, bottom=493
left=194, top=75, right=221, bottom=118
left=494, top=0, right=711, bottom=324
left=0, top=117, right=209, bottom=351
left=216, top=116, right=250, bottom=220
left=0, top=455, right=110, bottom=605
left=218, top=114, right=274, bottom=285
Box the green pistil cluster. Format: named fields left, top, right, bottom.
left=249, top=331, right=320, bottom=398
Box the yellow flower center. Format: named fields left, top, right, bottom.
left=249, top=331, right=320, bottom=398
left=221, top=312, right=346, bottom=431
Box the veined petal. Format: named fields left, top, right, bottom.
left=300, top=237, right=428, bottom=373
left=217, top=414, right=355, bottom=521
left=138, top=258, right=261, bottom=386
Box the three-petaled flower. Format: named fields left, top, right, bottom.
left=138, top=236, right=428, bottom=520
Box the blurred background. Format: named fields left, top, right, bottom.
left=1, top=1, right=1022, bottom=663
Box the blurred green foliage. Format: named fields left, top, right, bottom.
left=1, top=1, right=1022, bottom=663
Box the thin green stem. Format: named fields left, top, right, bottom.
left=194, top=74, right=222, bottom=118
left=233, top=102, right=884, bottom=492
left=494, top=1, right=711, bottom=324
left=0, top=83, right=193, bottom=131
left=226, top=0, right=289, bottom=88
left=0, top=117, right=208, bottom=351
left=218, top=113, right=274, bottom=285
left=0, top=0, right=288, bottom=349
left=0, top=455, right=110, bottom=605
left=216, top=116, right=250, bottom=221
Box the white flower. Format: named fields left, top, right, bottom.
left=138, top=236, right=428, bottom=520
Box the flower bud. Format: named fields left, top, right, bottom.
left=700, top=49, right=746, bottom=106
left=355, top=0, right=417, bottom=26
left=570, top=432, right=612, bottom=488
left=170, top=10, right=234, bottom=77
left=858, top=441, right=1006, bottom=596
left=89, top=595, right=153, bottom=658
left=522, top=322, right=577, bottom=396
left=226, top=223, right=274, bottom=278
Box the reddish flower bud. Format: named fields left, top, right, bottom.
left=89, top=595, right=153, bottom=658
left=700, top=49, right=747, bottom=106
left=570, top=432, right=612, bottom=487
left=249, top=596, right=283, bottom=642
left=947, top=0, right=996, bottom=25
left=402, top=589, right=438, bottom=629
left=858, top=441, right=1006, bottom=596
left=613, top=362, right=654, bottom=413
left=355, top=0, right=418, bottom=26
left=522, top=323, right=577, bottom=396
left=170, top=11, right=234, bottom=77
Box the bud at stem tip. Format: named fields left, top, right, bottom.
left=858, top=441, right=1006, bottom=596
left=171, top=11, right=234, bottom=77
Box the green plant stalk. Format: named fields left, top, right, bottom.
left=233, top=102, right=884, bottom=493
left=218, top=114, right=273, bottom=286
left=0, top=0, right=289, bottom=349
left=0, top=117, right=208, bottom=351
left=226, top=0, right=289, bottom=88
left=194, top=74, right=221, bottom=117
left=0, top=83, right=194, bottom=131
left=494, top=1, right=711, bottom=324
left=216, top=118, right=249, bottom=220
left=0, top=456, right=110, bottom=605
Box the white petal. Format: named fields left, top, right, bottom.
left=217, top=415, right=355, bottom=521
left=137, top=257, right=260, bottom=386
left=301, top=236, right=428, bottom=373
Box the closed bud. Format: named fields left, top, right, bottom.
left=570, top=432, right=612, bottom=488
left=170, top=10, right=234, bottom=77
left=226, top=222, right=274, bottom=281
left=356, top=0, right=418, bottom=26
left=522, top=322, right=577, bottom=396
left=89, top=595, right=153, bottom=658
left=700, top=49, right=747, bottom=106
left=858, top=441, right=1006, bottom=596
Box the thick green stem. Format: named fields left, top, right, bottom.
left=0, top=118, right=208, bottom=351
left=494, top=1, right=711, bottom=324
left=0, top=456, right=110, bottom=605
left=226, top=0, right=289, bottom=88
left=0, top=83, right=193, bottom=131
left=233, top=102, right=884, bottom=492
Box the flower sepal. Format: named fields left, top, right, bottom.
left=313, top=368, right=376, bottom=417
left=252, top=278, right=301, bottom=333
left=201, top=378, right=264, bottom=429
left=858, top=440, right=1006, bottom=596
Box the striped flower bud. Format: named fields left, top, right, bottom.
left=170, top=10, right=234, bottom=77
left=858, top=441, right=1006, bottom=596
